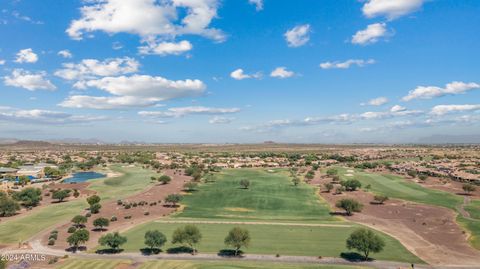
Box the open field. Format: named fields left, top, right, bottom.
left=332, top=168, right=463, bottom=210
left=56, top=259, right=131, bottom=269
left=138, top=260, right=373, bottom=269
left=55, top=259, right=372, bottom=269
left=178, top=169, right=333, bottom=221
left=0, top=165, right=155, bottom=244
left=118, top=222, right=421, bottom=263
left=464, top=200, right=480, bottom=220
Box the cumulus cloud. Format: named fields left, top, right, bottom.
left=67, top=0, right=225, bottom=42
left=351, top=23, right=390, bottom=45
left=138, top=40, right=192, bottom=56
left=0, top=108, right=105, bottom=125
left=362, top=0, right=425, bottom=20
left=15, top=48, right=38, bottom=63
left=360, top=106, right=422, bottom=119
left=248, top=0, right=263, bottom=11
left=402, top=81, right=480, bottom=101
left=320, top=59, right=375, bottom=69
left=55, top=57, right=140, bottom=80
left=270, top=67, right=294, bottom=78
left=59, top=95, right=160, bottom=110
left=60, top=74, right=206, bottom=109
left=139, top=106, right=240, bottom=118
left=4, top=69, right=56, bottom=91
left=430, top=104, right=480, bottom=116
left=58, top=50, right=73, bottom=58
left=230, top=69, right=262, bottom=80
left=284, top=24, right=311, bottom=47
left=209, top=116, right=234, bottom=124
left=0, top=59, right=6, bottom=65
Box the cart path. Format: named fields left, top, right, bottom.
left=153, top=220, right=354, bottom=227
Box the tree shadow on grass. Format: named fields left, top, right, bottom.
left=217, top=249, right=244, bottom=258
left=140, top=248, right=162, bottom=255
left=167, top=246, right=193, bottom=254
left=340, top=252, right=370, bottom=262
left=329, top=211, right=348, bottom=216
left=95, top=248, right=125, bottom=254
left=65, top=246, right=86, bottom=253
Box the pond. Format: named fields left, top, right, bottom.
left=63, top=171, right=106, bottom=183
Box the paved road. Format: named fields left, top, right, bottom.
left=2, top=240, right=480, bottom=269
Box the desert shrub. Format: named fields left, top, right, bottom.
left=67, top=226, right=77, bottom=233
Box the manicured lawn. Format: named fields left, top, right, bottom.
left=0, top=165, right=155, bottom=244
left=57, top=259, right=130, bottom=269
left=464, top=199, right=480, bottom=220
left=332, top=168, right=463, bottom=210
left=458, top=216, right=480, bottom=249
left=178, top=169, right=333, bottom=221
left=139, top=260, right=373, bottom=269
left=118, top=222, right=422, bottom=263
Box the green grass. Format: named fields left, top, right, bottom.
left=457, top=216, right=480, bottom=249
left=0, top=165, right=155, bottom=244
left=118, top=222, right=422, bottom=263
left=178, top=169, right=333, bottom=221
left=464, top=199, right=480, bottom=220
left=56, top=259, right=130, bottom=269
left=333, top=167, right=463, bottom=210
left=138, top=260, right=373, bottom=269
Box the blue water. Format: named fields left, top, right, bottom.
left=63, top=172, right=105, bottom=183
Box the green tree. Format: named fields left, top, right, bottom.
left=67, top=229, right=90, bottom=252
left=71, top=215, right=87, bottom=228
left=340, top=179, right=362, bottom=191
left=99, top=232, right=127, bottom=252
left=373, top=195, right=389, bottom=205
left=346, top=228, right=385, bottom=260
left=326, top=168, right=338, bottom=176
left=292, top=177, right=300, bottom=186
left=224, top=227, right=251, bottom=256
left=240, top=179, right=250, bottom=189
left=183, top=182, right=198, bottom=192
left=144, top=230, right=167, bottom=251
left=86, top=195, right=101, bottom=206
left=165, top=194, right=182, bottom=207
left=73, top=189, right=80, bottom=198
left=407, top=170, right=417, bottom=178
left=90, top=203, right=102, bottom=214
left=17, top=176, right=30, bottom=187
left=93, top=217, right=110, bottom=230
left=336, top=198, right=363, bottom=216
left=158, top=175, right=172, bottom=184
left=324, top=182, right=334, bottom=193
left=12, top=187, right=42, bottom=207
left=52, top=189, right=71, bottom=202
left=0, top=196, right=20, bottom=217
left=463, top=183, right=476, bottom=195
left=172, top=225, right=202, bottom=255
left=418, top=174, right=428, bottom=181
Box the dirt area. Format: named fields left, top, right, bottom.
left=0, top=182, right=92, bottom=223
left=42, top=169, right=190, bottom=251
left=312, top=175, right=480, bottom=266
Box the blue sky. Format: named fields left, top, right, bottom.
left=0, top=0, right=479, bottom=143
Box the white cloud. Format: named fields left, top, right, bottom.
left=0, top=108, right=105, bottom=125
left=0, top=59, right=5, bottom=65
left=60, top=74, right=206, bottom=109
left=59, top=95, right=161, bottom=110
left=15, top=48, right=38, bottom=63
left=284, top=24, right=311, bottom=47
left=430, top=104, right=480, bottom=116
left=4, top=69, right=56, bottom=91
left=351, top=23, right=390, bottom=45
left=248, top=0, right=263, bottom=11
left=363, top=97, right=388, bottom=106
left=402, top=81, right=480, bottom=101
left=363, top=0, right=425, bottom=20
left=390, top=105, right=406, bottom=112
left=67, top=0, right=225, bottom=42
left=55, top=57, right=140, bottom=80
left=230, top=68, right=262, bottom=80
left=270, top=67, right=294, bottom=78
left=139, top=106, right=240, bottom=118
left=58, top=50, right=73, bottom=58
left=209, top=116, right=234, bottom=124
left=138, top=40, right=192, bottom=56
left=320, top=59, right=375, bottom=69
